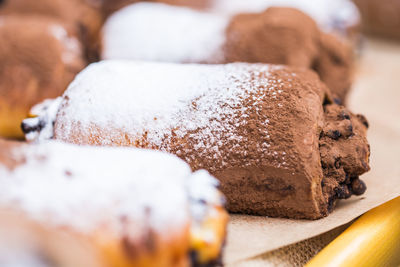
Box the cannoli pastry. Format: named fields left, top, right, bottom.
left=0, top=139, right=228, bottom=266
left=101, top=3, right=354, bottom=101
left=0, top=0, right=103, bottom=61
left=23, top=61, right=371, bottom=219
left=0, top=16, right=85, bottom=139
left=353, top=0, right=400, bottom=40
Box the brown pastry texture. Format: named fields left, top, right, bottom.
left=101, top=0, right=211, bottom=15
left=102, top=5, right=354, bottom=101
left=211, top=0, right=361, bottom=37
left=224, top=7, right=354, bottom=102
left=0, top=16, right=85, bottom=139
left=0, top=139, right=228, bottom=266
left=312, top=33, right=354, bottom=102
left=0, top=0, right=103, bottom=61
left=22, top=61, right=370, bottom=219
left=353, top=0, right=400, bottom=39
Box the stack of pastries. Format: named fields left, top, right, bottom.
left=0, top=0, right=372, bottom=266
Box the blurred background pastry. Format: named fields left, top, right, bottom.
left=353, top=0, right=400, bottom=40
left=0, top=139, right=228, bottom=266
left=100, top=0, right=361, bottom=42
left=0, top=0, right=103, bottom=61
left=0, top=16, right=85, bottom=139
left=101, top=3, right=354, bottom=101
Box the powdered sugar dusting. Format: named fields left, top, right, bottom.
left=49, top=24, right=82, bottom=65
left=101, top=2, right=229, bottom=63
left=0, top=142, right=220, bottom=237
left=54, top=61, right=273, bottom=153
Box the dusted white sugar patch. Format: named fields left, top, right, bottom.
left=211, top=0, right=360, bottom=33
left=53, top=61, right=274, bottom=157
left=49, top=24, right=83, bottom=65
left=0, top=142, right=219, bottom=237
left=101, top=2, right=229, bottom=62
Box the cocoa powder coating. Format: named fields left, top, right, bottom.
left=224, top=7, right=354, bottom=101
left=0, top=0, right=103, bottom=61
left=101, top=0, right=211, bottom=15
left=353, top=0, right=400, bottom=40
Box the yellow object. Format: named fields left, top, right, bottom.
left=190, top=206, right=229, bottom=264
left=306, top=197, right=400, bottom=267
left=0, top=105, right=25, bottom=139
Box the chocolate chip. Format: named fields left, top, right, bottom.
left=344, top=174, right=351, bottom=184
left=335, top=185, right=352, bottom=199
left=327, top=197, right=336, bottom=212
left=21, top=119, right=45, bottom=134
left=327, top=130, right=341, bottom=140
left=339, top=111, right=351, bottom=120
left=342, top=123, right=354, bottom=138
left=351, top=179, right=367, bottom=196
left=347, top=124, right=353, bottom=133
left=357, top=114, right=369, bottom=129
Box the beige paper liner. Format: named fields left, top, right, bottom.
left=224, top=38, right=400, bottom=264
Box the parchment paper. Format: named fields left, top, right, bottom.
left=224, top=38, right=400, bottom=264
